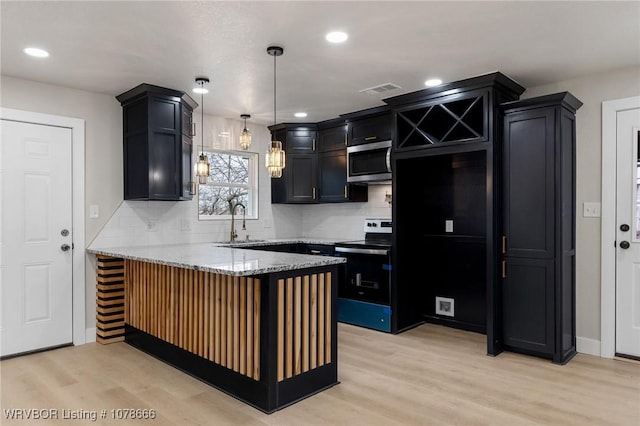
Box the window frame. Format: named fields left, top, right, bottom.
left=197, top=149, right=259, bottom=221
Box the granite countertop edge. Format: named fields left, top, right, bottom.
left=87, top=239, right=348, bottom=277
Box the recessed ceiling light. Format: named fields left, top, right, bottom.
left=23, top=47, right=49, bottom=58
left=425, top=78, right=443, bottom=87
left=192, top=87, right=209, bottom=94
left=294, top=112, right=307, bottom=118
left=326, top=31, right=348, bottom=43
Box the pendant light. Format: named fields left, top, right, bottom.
left=239, top=114, right=251, bottom=150
left=265, top=46, right=286, bottom=178
left=194, top=77, right=210, bottom=184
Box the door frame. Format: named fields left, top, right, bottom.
left=601, top=96, right=640, bottom=358
left=1, top=107, right=86, bottom=347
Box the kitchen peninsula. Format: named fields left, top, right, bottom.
left=87, top=243, right=344, bottom=413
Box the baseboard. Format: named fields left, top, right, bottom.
left=576, top=336, right=601, bottom=357
left=85, top=327, right=96, bottom=344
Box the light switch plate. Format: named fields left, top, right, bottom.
left=89, top=204, right=99, bottom=219
left=583, top=202, right=601, bottom=218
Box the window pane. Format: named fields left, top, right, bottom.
left=199, top=150, right=257, bottom=220
left=208, top=153, right=249, bottom=184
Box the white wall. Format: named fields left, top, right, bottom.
left=523, top=66, right=640, bottom=343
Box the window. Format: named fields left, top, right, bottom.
left=198, top=150, right=258, bottom=220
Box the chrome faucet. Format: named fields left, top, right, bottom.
left=229, top=201, right=246, bottom=242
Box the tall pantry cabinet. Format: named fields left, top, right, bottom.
left=500, top=92, right=582, bottom=364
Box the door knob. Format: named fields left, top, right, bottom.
left=61, top=244, right=71, bottom=252
left=620, top=224, right=630, bottom=232
left=619, top=241, right=630, bottom=249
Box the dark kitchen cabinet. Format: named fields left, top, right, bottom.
left=269, top=124, right=317, bottom=203
left=288, top=153, right=317, bottom=203
left=391, top=72, right=525, bottom=338
left=269, top=122, right=366, bottom=204
left=343, top=106, right=393, bottom=146
left=393, top=92, right=487, bottom=151
left=317, top=120, right=367, bottom=203
left=501, top=92, right=582, bottom=364
left=116, top=83, right=198, bottom=201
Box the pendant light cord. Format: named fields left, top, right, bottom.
left=201, top=87, right=204, bottom=155
left=273, top=51, right=277, bottom=126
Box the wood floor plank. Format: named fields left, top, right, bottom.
left=1, top=323, right=638, bottom=426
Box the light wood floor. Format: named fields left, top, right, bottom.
left=1, top=323, right=638, bottom=425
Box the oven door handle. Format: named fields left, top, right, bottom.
left=335, top=246, right=390, bottom=256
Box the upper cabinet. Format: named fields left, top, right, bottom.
left=317, top=119, right=367, bottom=203
left=385, top=72, right=526, bottom=153
left=342, top=106, right=393, bottom=146
left=269, top=121, right=367, bottom=204
left=116, top=83, right=198, bottom=201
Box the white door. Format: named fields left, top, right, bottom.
left=0, top=119, right=73, bottom=357
left=616, top=107, right=640, bottom=358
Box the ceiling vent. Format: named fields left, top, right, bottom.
left=359, top=82, right=402, bottom=95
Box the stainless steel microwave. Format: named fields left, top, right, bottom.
left=346, top=140, right=392, bottom=184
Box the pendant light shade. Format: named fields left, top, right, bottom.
left=194, top=77, right=210, bottom=184
left=239, top=114, right=251, bottom=150
left=265, top=46, right=285, bottom=179
left=266, top=140, right=286, bottom=178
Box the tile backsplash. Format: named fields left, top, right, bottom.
left=89, top=184, right=392, bottom=249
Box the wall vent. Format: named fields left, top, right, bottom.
left=435, top=296, right=454, bottom=317
left=359, top=82, right=402, bottom=95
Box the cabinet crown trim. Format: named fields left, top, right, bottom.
left=116, top=83, right=198, bottom=110
left=383, top=71, right=526, bottom=107
left=500, top=92, right=583, bottom=114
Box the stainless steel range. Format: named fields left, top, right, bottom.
left=334, top=218, right=392, bottom=332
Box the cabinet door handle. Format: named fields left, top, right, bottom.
left=365, top=136, right=377, bottom=141
left=312, top=138, right=316, bottom=151
left=313, top=187, right=316, bottom=199
left=502, top=236, right=507, bottom=254
left=191, top=122, right=196, bottom=137
left=344, top=185, right=348, bottom=198
left=344, top=133, right=348, bottom=146
left=502, top=260, right=506, bottom=279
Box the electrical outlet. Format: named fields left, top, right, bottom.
left=147, top=221, right=158, bottom=232
left=180, top=218, right=191, bottom=231
left=445, top=220, right=454, bottom=233
left=583, top=202, right=601, bottom=218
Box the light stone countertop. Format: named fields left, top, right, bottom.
left=87, top=240, right=347, bottom=277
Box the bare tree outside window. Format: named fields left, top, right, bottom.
left=198, top=150, right=258, bottom=219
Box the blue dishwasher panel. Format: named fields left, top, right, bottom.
left=337, top=298, right=391, bottom=333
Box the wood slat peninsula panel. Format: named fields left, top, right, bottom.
left=124, top=260, right=261, bottom=381
left=277, top=271, right=332, bottom=382
left=96, top=255, right=125, bottom=344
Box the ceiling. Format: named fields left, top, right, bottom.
left=2, top=1, right=639, bottom=124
